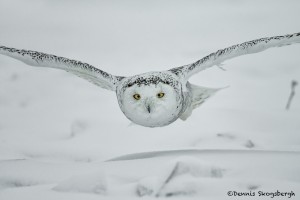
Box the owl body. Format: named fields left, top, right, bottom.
left=116, top=71, right=192, bottom=127
left=1, top=32, right=299, bottom=127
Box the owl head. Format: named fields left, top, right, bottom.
left=116, top=72, right=185, bottom=127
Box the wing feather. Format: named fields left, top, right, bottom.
left=0, top=46, right=124, bottom=91
left=169, top=32, right=300, bottom=80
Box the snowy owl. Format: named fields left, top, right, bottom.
left=1, top=32, right=299, bottom=127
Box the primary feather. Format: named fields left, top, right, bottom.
left=0, top=46, right=124, bottom=91
left=169, top=32, right=300, bottom=81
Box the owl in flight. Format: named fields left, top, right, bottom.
left=1, top=32, right=299, bottom=127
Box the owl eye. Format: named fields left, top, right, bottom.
left=157, top=92, right=165, bottom=98
left=133, top=93, right=141, bottom=100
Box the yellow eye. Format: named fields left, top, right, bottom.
left=133, top=94, right=141, bottom=100
left=157, top=92, right=165, bottom=98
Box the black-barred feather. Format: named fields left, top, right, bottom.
left=169, top=32, right=300, bottom=80
left=0, top=46, right=124, bottom=91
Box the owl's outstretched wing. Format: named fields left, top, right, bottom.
left=0, top=46, right=124, bottom=91
left=169, top=32, right=300, bottom=81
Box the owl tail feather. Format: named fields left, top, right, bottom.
left=179, top=84, right=228, bottom=121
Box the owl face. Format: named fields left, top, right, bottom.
left=117, top=72, right=184, bottom=127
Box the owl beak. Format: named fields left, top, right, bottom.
left=145, top=98, right=153, bottom=113
left=147, top=105, right=151, bottom=113
left=145, top=102, right=151, bottom=113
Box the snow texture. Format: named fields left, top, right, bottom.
left=0, top=0, right=300, bottom=199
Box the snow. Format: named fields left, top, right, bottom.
left=0, top=0, right=300, bottom=199
left=53, top=172, right=107, bottom=194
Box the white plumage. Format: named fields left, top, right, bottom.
left=1, top=32, right=299, bottom=127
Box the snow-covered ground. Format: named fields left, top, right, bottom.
left=0, top=0, right=300, bottom=199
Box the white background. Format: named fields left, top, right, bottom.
left=0, top=0, right=299, bottom=199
